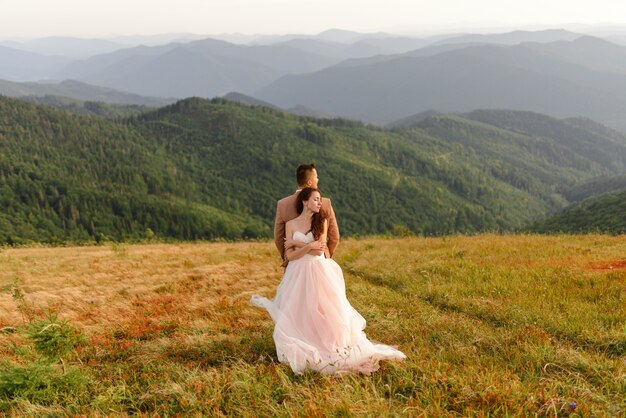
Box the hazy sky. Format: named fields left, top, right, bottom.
left=3, top=0, right=626, bottom=39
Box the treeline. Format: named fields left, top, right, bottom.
left=1, top=95, right=626, bottom=244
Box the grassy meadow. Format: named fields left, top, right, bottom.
left=0, top=234, right=624, bottom=416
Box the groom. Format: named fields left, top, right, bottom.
left=274, top=163, right=340, bottom=265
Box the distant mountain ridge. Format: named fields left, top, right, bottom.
left=0, top=79, right=173, bottom=106
left=256, top=36, right=626, bottom=129
left=221, top=92, right=279, bottom=108
left=2, top=28, right=602, bottom=107
left=433, top=29, right=582, bottom=46
left=0, top=45, right=69, bottom=81
left=52, top=38, right=342, bottom=98
left=386, top=110, right=443, bottom=128
left=221, top=91, right=334, bottom=117
left=0, top=37, right=131, bottom=59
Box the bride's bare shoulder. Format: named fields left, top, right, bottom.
left=286, top=218, right=302, bottom=228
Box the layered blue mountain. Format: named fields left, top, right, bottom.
left=0, top=45, right=69, bottom=81
left=432, top=29, right=582, bottom=46
left=256, top=36, right=626, bottom=129
left=52, top=38, right=342, bottom=98
left=0, top=37, right=130, bottom=59
left=6, top=28, right=618, bottom=130
left=0, top=79, right=171, bottom=107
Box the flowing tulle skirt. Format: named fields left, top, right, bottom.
left=251, top=254, right=406, bottom=374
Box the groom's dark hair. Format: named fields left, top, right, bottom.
left=296, top=163, right=316, bottom=187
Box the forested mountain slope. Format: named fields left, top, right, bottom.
left=1, top=96, right=625, bottom=244
left=529, top=190, right=626, bottom=234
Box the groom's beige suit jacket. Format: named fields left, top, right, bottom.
left=274, top=191, right=340, bottom=264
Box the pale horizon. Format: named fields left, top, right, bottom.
left=3, top=0, right=626, bottom=40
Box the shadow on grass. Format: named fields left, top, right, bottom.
left=163, top=331, right=277, bottom=368
left=343, top=267, right=408, bottom=292
left=347, top=267, right=625, bottom=358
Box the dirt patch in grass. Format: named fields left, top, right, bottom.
left=588, top=258, right=626, bottom=271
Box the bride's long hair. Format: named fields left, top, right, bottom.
left=296, top=187, right=328, bottom=240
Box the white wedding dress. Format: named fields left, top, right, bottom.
left=251, top=231, right=406, bottom=374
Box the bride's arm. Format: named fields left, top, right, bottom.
left=284, top=238, right=306, bottom=250
left=286, top=240, right=322, bottom=261
left=285, top=222, right=323, bottom=261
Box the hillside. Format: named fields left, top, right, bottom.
left=530, top=190, right=626, bottom=233
left=0, top=97, right=271, bottom=244
left=461, top=110, right=626, bottom=170
left=1, top=96, right=626, bottom=244
left=563, top=174, right=626, bottom=202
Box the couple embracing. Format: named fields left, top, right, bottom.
left=251, top=164, right=406, bottom=375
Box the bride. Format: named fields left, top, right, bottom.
left=251, top=187, right=406, bottom=374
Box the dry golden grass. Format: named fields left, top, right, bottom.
left=1, top=242, right=278, bottom=330
left=0, top=234, right=624, bottom=416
